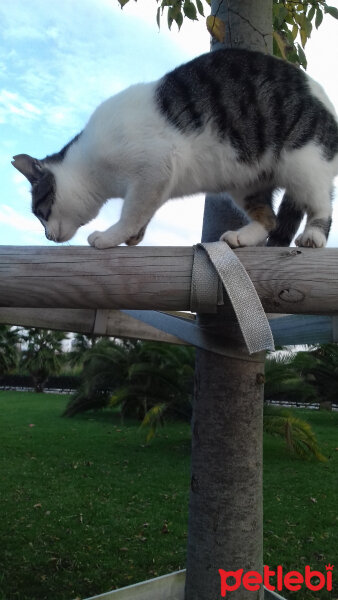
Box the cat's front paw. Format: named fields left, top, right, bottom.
left=88, top=231, right=118, bottom=249
left=295, top=228, right=326, bottom=248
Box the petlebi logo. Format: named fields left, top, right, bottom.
left=219, top=564, right=334, bottom=596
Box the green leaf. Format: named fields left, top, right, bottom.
left=175, top=10, right=184, bottom=28
left=284, top=11, right=295, bottom=26
left=166, top=2, right=184, bottom=29
left=293, top=11, right=305, bottom=28
left=142, top=403, right=167, bottom=427
left=304, top=15, right=312, bottom=37
left=324, top=5, right=338, bottom=19
left=283, top=27, right=295, bottom=46
left=307, top=5, right=315, bottom=23
left=315, top=7, right=323, bottom=28
left=273, top=36, right=282, bottom=59
left=288, top=48, right=301, bottom=65
left=297, top=43, right=307, bottom=68
left=118, top=0, right=130, bottom=7
left=196, top=0, right=204, bottom=16
left=156, top=6, right=161, bottom=28
left=167, top=7, right=174, bottom=29
left=273, top=4, right=289, bottom=28
left=184, top=1, right=197, bottom=20
left=273, top=30, right=287, bottom=60
left=146, top=426, right=156, bottom=444
left=300, top=27, right=308, bottom=47
left=292, top=23, right=298, bottom=40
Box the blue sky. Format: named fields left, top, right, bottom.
left=1, top=0, right=338, bottom=247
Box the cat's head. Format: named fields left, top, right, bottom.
left=12, top=153, right=97, bottom=243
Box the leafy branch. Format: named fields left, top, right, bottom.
left=273, top=0, right=338, bottom=68
left=117, top=0, right=338, bottom=68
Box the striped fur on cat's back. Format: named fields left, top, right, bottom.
left=12, top=48, right=338, bottom=249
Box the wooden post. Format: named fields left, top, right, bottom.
left=185, top=2, right=272, bottom=598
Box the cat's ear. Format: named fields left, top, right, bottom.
left=11, top=154, right=44, bottom=184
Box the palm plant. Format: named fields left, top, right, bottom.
left=264, top=351, right=326, bottom=461
left=110, top=342, right=195, bottom=438
left=290, top=344, right=338, bottom=409
left=264, top=352, right=318, bottom=404
left=0, top=325, right=20, bottom=375
left=63, top=338, right=137, bottom=417
left=67, top=333, right=98, bottom=371
left=263, top=405, right=327, bottom=462
left=63, top=339, right=195, bottom=432
left=20, top=328, right=66, bottom=392
left=64, top=336, right=327, bottom=457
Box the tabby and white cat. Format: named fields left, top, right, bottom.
left=12, top=48, right=338, bottom=249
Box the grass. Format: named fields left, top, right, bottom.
left=0, top=392, right=190, bottom=600
left=0, top=391, right=337, bottom=600
left=263, top=409, right=338, bottom=600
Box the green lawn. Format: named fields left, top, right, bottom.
left=263, top=409, right=338, bottom=600
left=0, top=391, right=337, bottom=600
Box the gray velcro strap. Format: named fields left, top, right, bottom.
left=190, top=244, right=221, bottom=313
left=191, top=242, right=275, bottom=354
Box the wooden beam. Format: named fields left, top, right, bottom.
left=1, top=245, right=338, bottom=315
left=2, top=307, right=338, bottom=348
left=0, top=246, right=193, bottom=311
left=0, top=307, right=186, bottom=345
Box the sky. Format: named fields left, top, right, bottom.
left=1, top=0, right=338, bottom=248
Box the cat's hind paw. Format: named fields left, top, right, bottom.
left=220, top=231, right=242, bottom=248
left=295, top=228, right=326, bottom=248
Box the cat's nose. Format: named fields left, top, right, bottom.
left=45, top=229, right=54, bottom=242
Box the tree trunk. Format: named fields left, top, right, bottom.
left=185, top=2, right=272, bottom=599
left=319, top=400, right=333, bottom=411
left=33, top=377, right=46, bottom=393
left=186, top=341, right=265, bottom=599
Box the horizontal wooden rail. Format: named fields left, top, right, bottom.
left=0, top=245, right=338, bottom=314
left=1, top=308, right=337, bottom=348
left=0, top=246, right=193, bottom=311
left=0, top=307, right=186, bottom=345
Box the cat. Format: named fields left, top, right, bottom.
left=12, top=48, right=338, bottom=249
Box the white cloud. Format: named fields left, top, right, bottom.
left=0, top=205, right=41, bottom=232
left=1, top=0, right=199, bottom=143
left=0, top=89, right=41, bottom=123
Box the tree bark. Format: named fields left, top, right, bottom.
left=186, top=341, right=265, bottom=599
left=185, top=2, right=272, bottom=598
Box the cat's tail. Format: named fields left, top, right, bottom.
left=267, top=192, right=304, bottom=247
